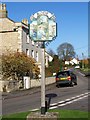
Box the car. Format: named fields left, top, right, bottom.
left=55, top=70, right=77, bottom=87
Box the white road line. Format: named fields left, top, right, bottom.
left=72, top=95, right=88, bottom=102
left=71, top=96, right=76, bottom=99
left=58, top=101, right=65, bottom=104
left=50, top=95, right=88, bottom=109
left=30, top=92, right=89, bottom=111
left=30, top=108, right=39, bottom=112
left=50, top=103, right=57, bottom=106
left=78, top=72, right=85, bottom=76
left=65, top=98, right=71, bottom=101
left=49, top=106, right=58, bottom=110
left=50, top=92, right=89, bottom=109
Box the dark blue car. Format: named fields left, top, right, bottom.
left=56, top=70, right=77, bottom=87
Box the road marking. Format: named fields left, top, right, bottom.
left=78, top=72, right=85, bottom=76
left=30, top=92, right=89, bottom=112
left=49, top=106, right=58, bottom=110
left=57, top=95, right=88, bottom=107
left=30, top=108, right=39, bottom=112
left=58, top=101, right=65, bottom=104
left=50, top=103, right=57, bottom=106
left=50, top=93, right=89, bottom=109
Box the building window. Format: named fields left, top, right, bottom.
left=14, top=28, right=17, bottom=31
left=31, top=50, right=34, bottom=58
left=26, top=49, right=29, bottom=56
left=36, top=51, right=38, bottom=62
left=26, top=35, right=29, bottom=43
left=2, top=5, right=4, bottom=10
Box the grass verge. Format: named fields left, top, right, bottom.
left=1, top=110, right=89, bottom=120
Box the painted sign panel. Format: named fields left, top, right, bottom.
left=29, top=11, right=56, bottom=41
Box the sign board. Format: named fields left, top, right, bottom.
left=29, top=11, right=56, bottom=41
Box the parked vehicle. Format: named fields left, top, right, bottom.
left=56, top=70, right=77, bottom=87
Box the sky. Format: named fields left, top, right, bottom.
left=3, top=2, right=88, bottom=59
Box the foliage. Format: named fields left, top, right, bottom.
left=49, top=110, right=89, bottom=119
left=45, top=55, right=63, bottom=77
left=57, top=42, right=75, bottom=61
left=45, top=68, right=52, bottom=77
left=1, top=110, right=89, bottom=119
left=79, top=59, right=89, bottom=69
left=1, top=52, right=40, bottom=80
left=88, top=58, right=90, bottom=69
left=51, top=55, right=61, bottom=73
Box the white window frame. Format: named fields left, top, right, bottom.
left=26, top=35, right=29, bottom=43
left=31, top=50, right=34, bottom=58
left=36, top=51, right=38, bottom=62
left=26, top=49, right=29, bottom=56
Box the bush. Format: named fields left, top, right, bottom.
left=1, top=51, right=40, bottom=80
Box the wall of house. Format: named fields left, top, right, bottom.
left=0, top=32, right=20, bottom=53
left=0, top=18, right=21, bottom=54
left=0, top=18, right=15, bottom=31
left=31, top=77, right=55, bottom=88
left=21, top=26, right=42, bottom=64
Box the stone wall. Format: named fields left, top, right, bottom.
left=0, top=18, right=15, bottom=31
left=0, top=77, right=55, bottom=92
left=0, top=18, right=21, bottom=54
left=0, top=80, right=19, bottom=92
left=31, top=77, right=55, bottom=88
left=0, top=32, right=20, bottom=53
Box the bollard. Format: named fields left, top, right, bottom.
left=45, top=100, right=47, bottom=112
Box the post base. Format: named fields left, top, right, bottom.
left=27, top=112, right=59, bottom=120
left=41, top=107, right=46, bottom=115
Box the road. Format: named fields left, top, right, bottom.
left=1, top=69, right=89, bottom=115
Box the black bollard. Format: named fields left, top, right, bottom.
left=45, top=101, right=48, bottom=112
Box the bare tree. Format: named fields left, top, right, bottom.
left=48, top=49, right=56, bottom=57
left=57, top=42, right=75, bottom=61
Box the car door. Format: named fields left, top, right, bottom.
left=72, top=72, right=77, bottom=82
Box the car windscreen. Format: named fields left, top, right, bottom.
left=56, top=71, right=69, bottom=78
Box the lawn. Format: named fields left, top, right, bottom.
left=81, top=68, right=90, bottom=72
left=1, top=109, right=89, bottom=120
left=79, top=68, right=90, bottom=76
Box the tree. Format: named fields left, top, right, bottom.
left=2, top=52, right=40, bottom=80
left=47, top=49, right=56, bottom=57
left=51, top=55, right=61, bottom=73
left=45, top=55, right=63, bottom=77
left=57, top=42, right=75, bottom=61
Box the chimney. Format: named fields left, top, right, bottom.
left=22, top=19, right=28, bottom=26
left=0, top=3, right=8, bottom=18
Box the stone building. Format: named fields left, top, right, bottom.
left=0, top=3, right=52, bottom=67
left=0, top=3, right=53, bottom=92
left=0, top=4, right=41, bottom=62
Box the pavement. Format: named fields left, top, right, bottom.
left=1, top=83, right=56, bottom=100
left=1, top=70, right=90, bottom=100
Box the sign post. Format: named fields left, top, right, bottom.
left=29, top=11, right=57, bottom=115
left=41, top=42, right=45, bottom=114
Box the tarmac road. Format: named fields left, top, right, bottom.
left=1, top=70, right=89, bottom=115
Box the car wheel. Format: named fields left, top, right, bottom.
left=74, top=82, right=77, bottom=85
left=56, top=84, right=60, bottom=88
left=70, top=81, right=73, bottom=87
